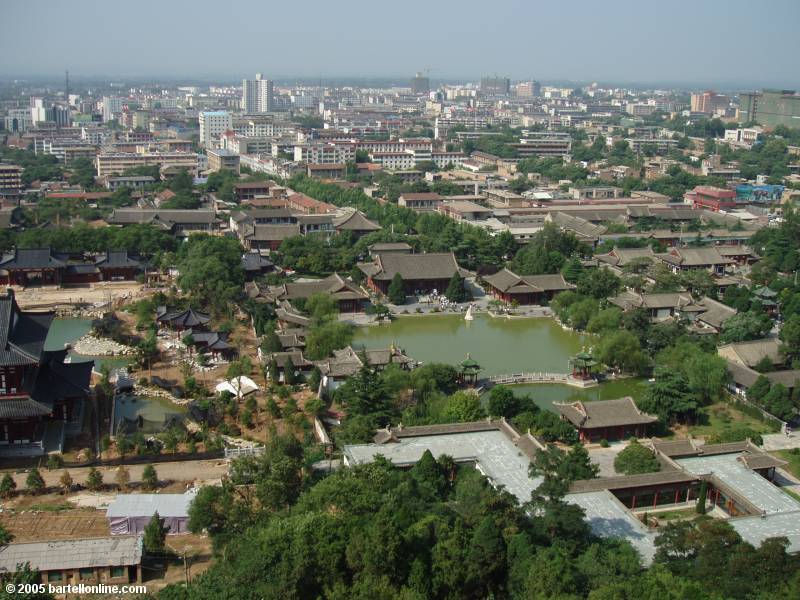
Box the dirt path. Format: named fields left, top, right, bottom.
left=12, top=282, right=146, bottom=309
left=5, top=458, right=229, bottom=489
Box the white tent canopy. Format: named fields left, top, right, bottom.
left=215, top=375, right=259, bottom=398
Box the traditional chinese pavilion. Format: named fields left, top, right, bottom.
left=0, top=289, right=93, bottom=455
left=569, top=350, right=597, bottom=380
left=458, top=354, right=481, bottom=385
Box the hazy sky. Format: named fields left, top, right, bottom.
left=2, top=0, right=799, bottom=87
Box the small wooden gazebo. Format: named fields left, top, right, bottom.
left=458, top=354, right=482, bottom=385
left=569, top=350, right=597, bottom=381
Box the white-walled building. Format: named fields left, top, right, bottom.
left=102, top=97, right=124, bottom=122
left=242, top=73, right=274, bottom=113
left=199, top=111, right=232, bottom=145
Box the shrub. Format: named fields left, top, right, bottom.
left=25, top=469, right=45, bottom=495
left=614, top=440, right=661, bottom=475
left=86, top=467, right=103, bottom=491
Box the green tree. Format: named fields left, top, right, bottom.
left=85, top=467, right=103, bottom=491
left=305, top=321, right=354, bottom=360
left=487, top=385, right=520, bottom=418
left=25, top=469, right=45, bottom=495
left=444, top=272, right=468, bottom=303
left=0, top=473, right=17, bottom=498
left=0, top=522, right=13, bottom=545
left=142, top=464, right=159, bottom=491
left=747, top=374, right=771, bottom=403
left=561, top=256, right=584, bottom=283
left=443, top=391, right=485, bottom=422
left=387, top=272, right=406, bottom=304
left=720, top=311, right=773, bottom=343
left=614, top=440, right=661, bottom=475
left=143, top=511, right=168, bottom=554
left=260, top=330, right=283, bottom=354
left=597, top=330, right=649, bottom=375
left=779, top=314, right=800, bottom=365
left=640, top=367, right=699, bottom=424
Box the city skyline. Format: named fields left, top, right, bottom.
left=2, top=0, right=800, bottom=88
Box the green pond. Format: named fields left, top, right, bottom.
left=502, top=379, right=649, bottom=412
left=353, top=314, right=646, bottom=411
left=45, top=318, right=129, bottom=372
left=113, top=393, right=187, bottom=435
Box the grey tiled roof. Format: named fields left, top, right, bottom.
left=0, top=536, right=142, bottom=573
left=332, top=209, right=381, bottom=232
left=483, top=269, right=575, bottom=294
left=0, top=397, right=53, bottom=418
left=95, top=250, right=142, bottom=268
left=242, top=223, right=301, bottom=241
left=359, top=252, right=466, bottom=281
left=108, top=209, right=216, bottom=225
left=0, top=248, right=66, bottom=269
left=718, top=338, right=782, bottom=368
left=554, top=397, right=658, bottom=429
left=0, top=291, right=53, bottom=366
left=569, top=470, right=697, bottom=493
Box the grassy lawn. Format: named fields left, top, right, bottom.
left=650, top=508, right=697, bottom=521
left=772, top=449, right=800, bottom=479
left=684, top=401, right=777, bottom=440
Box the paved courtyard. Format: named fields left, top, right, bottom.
left=587, top=442, right=629, bottom=477
left=761, top=431, right=800, bottom=451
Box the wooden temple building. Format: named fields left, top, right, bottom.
left=357, top=252, right=468, bottom=296
left=0, top=289, right=93, bottom=456
left=482, top=269, right=575, bottom=305
left=554, top=397, right=658, bottom=442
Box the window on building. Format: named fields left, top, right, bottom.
left=79, top=568, right=95, bottom=580
left=110, top=566, right=126, bottom=579
left=48, top=571, right=63, bottom=582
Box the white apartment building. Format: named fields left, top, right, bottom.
left=81, top=127, right=109, bottom=145
left=724, top=127, right=762, bottom=149
left=293, top=143, right=356, bottom=164
left=242, top=73, right=274, bottom=113
left=102, top=97, right=124, bottom=122
left=95, top=152, right=200, bottom=177
left=369, top=151, right=416, bottom=170
left=431, top=151, right=466, bottom=169
left=355, top=139, right=432, bottom=153
left=199, top=111, right=232, bottom=145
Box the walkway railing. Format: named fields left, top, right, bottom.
left=224, top=446, right=266, bottom=459
left=485, top=372, right=570, bottom=385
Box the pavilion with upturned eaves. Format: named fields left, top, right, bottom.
left=458, top=354, right=481, bottom=386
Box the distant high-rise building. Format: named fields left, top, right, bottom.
left=411, top=72, right=430, bottom=94
left=242, top=73, right=274, bottom=113
left=30, top=98, right=70, bottom=127
left=480, top=76, right=511, bottom=96
left=102, top=96, right=123, bottom=122
left=739, top=90, right=800, bottom=129
left=690, top=91, right=729, bottom=115
left=516, top=81, right=541, bottom=98
left=199, top=111, right=232, bottom=145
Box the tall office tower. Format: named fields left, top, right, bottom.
left=102, top=96, right=123, bottom=122
left=30, top=98, right=48, bottom=124
left=411, top=72, right=430, bottom=94
left=242, top=73, right=274, bottom=113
